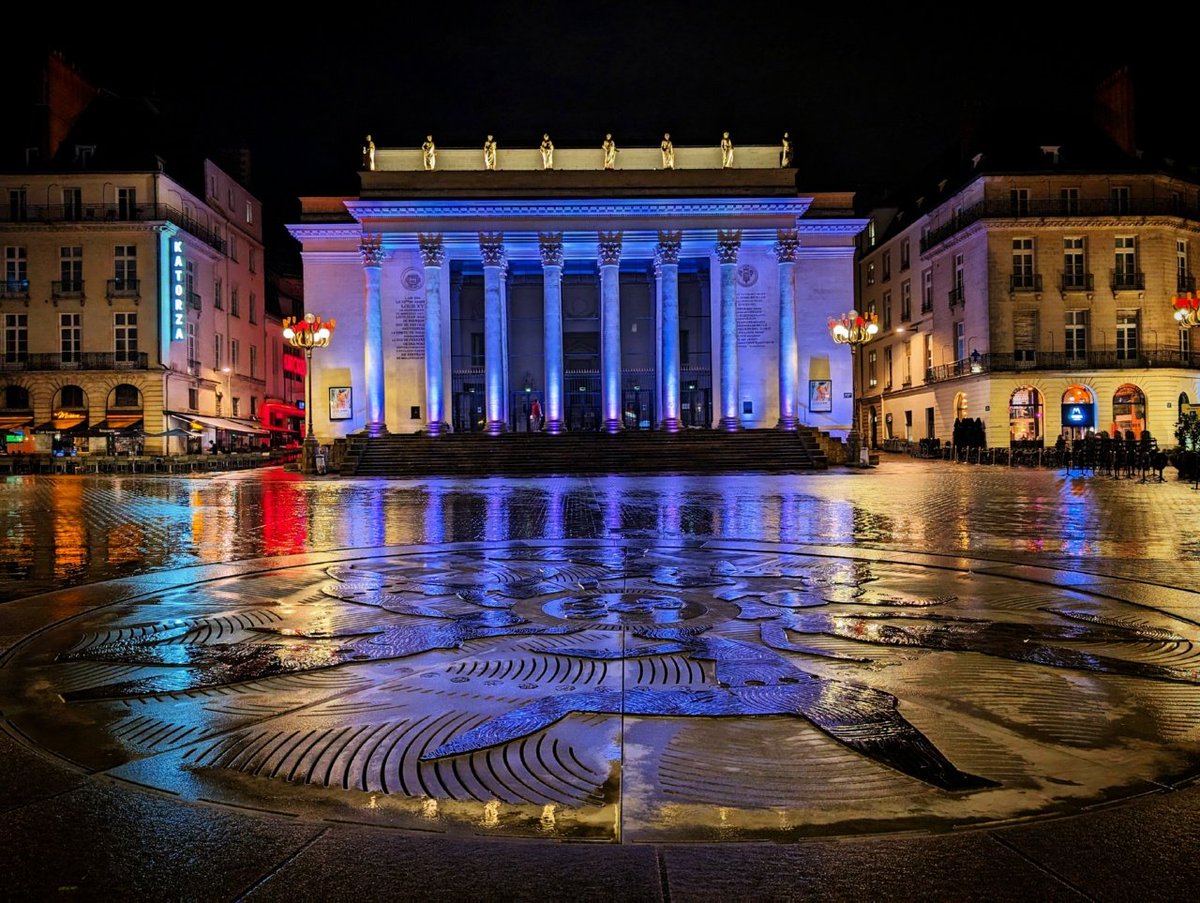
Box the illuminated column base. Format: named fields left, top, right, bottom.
left=361, top=241, right=388, bottom=438
left=776, top=235, right=800, bottom=431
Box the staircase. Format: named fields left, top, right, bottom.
left=341, top=428, right=831, bottom=477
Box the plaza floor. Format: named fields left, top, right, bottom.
left=1, top=457, right=1199, bottom=900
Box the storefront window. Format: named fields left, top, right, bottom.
left=1112, top=384, right=1146, bottom=438
left=1009, top=386, right=1043, bottom=445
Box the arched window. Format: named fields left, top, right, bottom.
left=1112, top=384, right=1146, bottom=437
left=1009, top=386, right=1043, bottom=443
left=55, top=385, right=86, bottom=410
left=2, top=385, right=31, bottom=410
left=1179, top=392, right=1191, bottom=414
left=1061, top=385, right=1095, bottom=438
left=110, top=384, right=142, bottom=409
left=953, top=392, right=968, bottom=420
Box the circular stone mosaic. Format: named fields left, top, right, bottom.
left=4, top=540, right=1200, bottom=842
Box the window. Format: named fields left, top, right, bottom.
left=867, top=219, right=876, bottom=247
left=114, top=245, right=137, bottom=289
left=924, top=333, right=934, bottom=376
left=925, top=407, right=936, bottom=440
left=904, top=409, right=913, bottom=440
left=60, top=313, right=81, bottom=363
left=8, top=189, right=27, bottom=222
left=1065, top=310, right=1088, bottom=360
left=114, top=312, right=138, bottom=363
left=867, top=301, right=877, bottom=323
left=62, top=187, right=82, bottom=220
left=60, top=246, right=83, bottom=292
left=113, top=384, right=139, bottom=408
left=921, top=269, right=932, bottom=313
left=249, top=293, right=257, bottom=324
left=1063, top=237, right=1086, bottom=290
left=5, top=313, right=29, bottom=361
left=1114, top=236, right=1139, bottom=289
left=59, top=385, right=85, bottom=408
left=955, top=321, right=966, bottom=362
left=1178, top=239, right=1191, bottom=291
left=1009, top=188, right=1030, bottom=215
left=249, top=345, right=257, bottom=378
left=249, top=247, right=257, bottom=273
left=4, top=247, right=27, bottom=291
left=866, top=262, right=875, bottom=286
left=1060, top=187, right=1080, bottom=215
left=187, top=321, right=196, bottom=367
left=185, top=261, right=195, bottom=306
left=232, top=397, right=240, bottom=417
left=1011, top=238, right=1035, bottom=289
left=900, top=238, right=910, bottom=271
left=250, top=396, right=257, bottom=418
left=868, top=350, right=878, bottom=388
left=116, top=188, right=136, bottom=221
left=1111, top=186, right=1131, bottom=214
left=188, top=387, right=198, bottom=410
left=884, top=346, right=893, bottom=389
left=74, top=145, right=95, bottom=166
left=1180, top=328, right=1191, bottom=356
left=245, top=200, right=254, bottom=224
left=1013, top=310, right=1037, bottom=364
left=231, top=338, right=240, bottom=371
left=214, top=279, right=223, bottom=310
left=882, top=251, right=891, bottom=281
left=882, top=291, right=892, bottom=329
left=1116, top=309, right=1139, bottom=360
left=228, top=235, right=238, bottom=262
left=227, top=187, right=235, bottom=210
left=900, top=281, right=912, bottom=322
left=950, top=253, right=965, bottom=306
left=214, top=333, right=223, bottom=370
left=231, top=286, right=240, bottom=317
left=902, top=341, right=912, bottom=384
left=470, top=332, right=484, bottom=367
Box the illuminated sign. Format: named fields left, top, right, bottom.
left=1061, top=403, right=1094, bottom=426
left=171, top=240, right=186, bottom=341
left=4, top=431, right=24, bottom=443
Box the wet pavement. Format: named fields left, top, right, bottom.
left=2, top=456, right=1200, bottom=899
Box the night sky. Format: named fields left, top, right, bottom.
left=6, top=8, right=1178, bottom=266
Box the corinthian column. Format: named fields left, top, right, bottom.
left=360, top=235, right=388, bottom=437
left=716, top=229, right=742, bottom=431
left=775, top=228, right=800, bottom=430
left=598, top=231, right=623, bottom=433
left=479, top=232, right=507, bottom=435
left=657, top=231, right=682, bottom=432
left=540, top=232, right=565, bottom=433
left=419, top=233, right=447, bottom=435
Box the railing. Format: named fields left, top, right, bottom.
left=187, top=359, right=202, bottom=376
left=0, top=203, right=227, bottom=254
left=1060, top=272, right=1094, bottom=292
left=0, top=279, right=29, bottom=299
left=920, top=295, right=933, bottom=314
left=0, top=351, right=149, bottom=371
left=920, top=197, right=1200, bottom=251
left=1110, top=270, right=1145, bottom=291
left=51, top=279, right=84, bottom=299
left=188, top=292, right=202, bottom=310
left=1009, top=273, right=1043, bottom=292
left=1179, top=273, right=1197, bottom=292
left=924, top=349, right=1200, bottom=383
left=948, top=285, right=964, bottom=308
left=106, top=278, right=140, bottom=298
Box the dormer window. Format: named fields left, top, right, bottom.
left=74, top=145, right=96, bottom=166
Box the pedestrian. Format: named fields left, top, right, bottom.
left=529, top=398, right=543, bottom=432
left=208, top=440, right=217, bottom=455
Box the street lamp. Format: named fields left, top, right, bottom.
left=283, top=313, right=336, bottom=474
left=1173, top=292, right=1199, bottom=328
left=827, top=309, right=878, bottom=464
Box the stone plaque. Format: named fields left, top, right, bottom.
left=392, top=294, right=425, bottom=361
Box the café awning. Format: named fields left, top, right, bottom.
left=169, top=412, right=267, bottom=436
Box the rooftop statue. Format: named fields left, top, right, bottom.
left=660, top=133, right=674, bottom=170
left=483, top=135, right=498, bottom=171
left=602, top=133, right=618, bottom=170
left=540, top=134, right=554, bottom=169
left=362, top=134, right=375, bottom=171
left=422, top=135, right=436, bottom=171
left=721, top=131, right=734, bottom=168
left=781, top=132, right=793, bottom=168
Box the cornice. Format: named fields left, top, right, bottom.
left=345, top=197, right=813, bottom=220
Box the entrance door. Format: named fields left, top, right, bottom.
left=621, top=387, right=655, bottom=430
left=453, top=387, right=486, bottom=433
left=565, top=373, right=602, bottom=432
left=680, top=384, right=711, bottom=428
left=510, top=392, right=544, bottom=433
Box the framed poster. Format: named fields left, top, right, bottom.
left=809, top=379, right=833, bottom=413
left=329, top=386, right=353, bottom=421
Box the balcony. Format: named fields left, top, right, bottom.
left=187, top=358, right=202, bottom=377
left=51, top=279, right=84, bottom=301
left=1110, top=270, right=1145, bottom=292
left=0, top=279, right=30, bottom=300
left=0, top=351, right=149, bottom=371
left=106, top=278, right=140, bottom=302
left=924, top=349, right=1200, bottom=383
left=948, top=285, right=965, bottom=308
left=1179, top=273, right=1197, bottom=293
left=1060, top=272, right=1094, bottom=293
left=188, top=292, right=202, bottom=311
left=919, top=196, right=1200, bottom=252
left=1009, top=273, right=1043, bottom=294
left=0, top=203, right=227, bottom=255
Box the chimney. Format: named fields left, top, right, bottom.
left=1094, top=66, right=1136, bottom=157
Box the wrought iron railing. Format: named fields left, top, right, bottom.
left=106, top=278, right=140, bottom=298
left=1009, top=273, right=1043, bottom=292
left=1060, top=272, right=1094, bottom=292
left=0, top=351, right=149, bottom=371
left=0, top=203, right=227, bottom=254
left=1110, top=270, right=1145, bottom=291
left=924, top=349, right=1200, bottom=383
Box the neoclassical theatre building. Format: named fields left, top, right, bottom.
left=289, top=139, right=865, bottom=441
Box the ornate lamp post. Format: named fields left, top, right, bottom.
left=1173, top=292, right=1199, bottom=329
left=827, top=309, right=878, bottom=464
left=283, top=313, right=336, bottom=474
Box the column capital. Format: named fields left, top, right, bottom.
left=418, top=233, right=446, bottom=267
left=774, top=228, right=800, bottom=263
left=655, top=230, right=682, bottom=266
left=359, top=235, right=386, bottom=267
left=715, top=229, right=742, bottom=264
left=478, top=231, right=506, bottom=267
left=538, top=231, right=564, bottom=267
left=597, top=231, right=623, bottom=267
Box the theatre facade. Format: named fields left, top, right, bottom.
left=289, top=141, right=865, bottom=441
